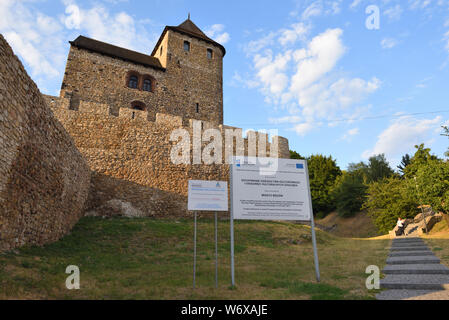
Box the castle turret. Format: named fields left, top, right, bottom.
left=152, top=18, right=225, bottom=124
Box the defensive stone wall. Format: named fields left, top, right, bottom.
left=46, top=95, right=289, bottom=217
left=0, top=35, right=90, bottom=252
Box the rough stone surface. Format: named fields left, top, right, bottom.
left=0, top=35, right=90, bottom=252
left=60, top=27, right=224, bottom=125
left=48, top=103, right=289, bottom=218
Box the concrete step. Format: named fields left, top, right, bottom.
left=386, top=256, right=440, bottom=265
left=392, top=241, right=425, bottom=246
left=383, top=264, right=449, bottom=275
left=380, top=274, right=449, bottom=290
left=391, top=238, right=422, bottom=244
left=376, top=289, right=449, bottom=300
left=389, top=251, right=434, bottom=257
left=392, top=242, right=427, bottom=247
left=390, top=246, right=429, bottom=251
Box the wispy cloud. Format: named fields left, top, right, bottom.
left=362, top=115, right=444, bottom=160
left=381, top=37, right=398, bottom=49
left=204, top=24, right=230, bottom=44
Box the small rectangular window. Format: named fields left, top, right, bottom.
left=207, top=48, right=213, bottom=59
left=196, top=103, right=199, bottom=113
left=184, top=41, right=190, bottom=52
left=160, top=46, right=163, bottom=55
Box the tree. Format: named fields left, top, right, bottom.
left=442, top=126, right=449, bottom=158
left=397, top=154, right=411, bottom=176
left=348, top=154, right=394, bottom=183
left=404, top=144, right=438, bottom=178
left=331, top=172, right=367, bottom=217
left=363, top=178, right=418, bottom=234
left=290, top=150, right=305, bottom=160
left=410, top=158, right=449, bottom=214
left=307, top=154, right=342, bottom=217
left=366, top=154, right=394, bottom=182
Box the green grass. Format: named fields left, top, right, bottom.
left=0, top=217, right=390, bottom=300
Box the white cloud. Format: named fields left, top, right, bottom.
left=205, top=24, right=230, bottom=44
left=294, top=122, right=315, bottom=136
left=381, top=37, right=398, bottom=49
left=350, top=0, right=362, bottom=9
left=302, top=1, right=323, bottom=20
left=61, top=2, right=155, bottom=52
left=245, top=25, right=381, bottom=137
left=409, top=0, right=432, bottom=10
left=268, top=116, right=303, bottom=124
left=362, top=116, right=444, bottom=160
left=0, top=0, right=64, bottom=82
left=278, top=23, right=309, bottom=46
left=384, top=5, right=403, bottom=21
left=341, top=128, right=360, bottom=141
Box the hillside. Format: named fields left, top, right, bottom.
left=0, top=217, right=390, bottom=300
left=316, top=212, right=381, bottom=238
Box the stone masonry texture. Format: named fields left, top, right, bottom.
left=61, top=28, right=224, bottom=125
left=0, top=19, right=290, bottom=251
left=0, top=35, right=90, bottom=252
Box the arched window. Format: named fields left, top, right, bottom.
left=131, top=101, right=146, bottom=111
left=128, top=75, right=138, bottom=89
left=143, top=78, right=152, bottom=92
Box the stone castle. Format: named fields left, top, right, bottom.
left=0, top=18, right=289, bottom=252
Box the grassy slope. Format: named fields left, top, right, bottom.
left=316, top=212, right=380, bottom=238
left=423, top=219, right=449, bottom=268
left=0, top=217, right=390, bottom=300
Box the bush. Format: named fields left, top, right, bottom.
left=363, top=178, right=418, bottom=234
left=331, top=172, right=367, bottom=217
left=410, top=159, right=449, bottom=214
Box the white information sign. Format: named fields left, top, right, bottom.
left=231, top=157, right=312, bottom=221
left=188, top=180, right=228, bottom=211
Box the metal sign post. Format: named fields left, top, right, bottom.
left=304, top=160, right=321, bottom=282
left=229, top=165, right=235, bottom=287
left=215, top=212, right=218, bottom=288
left=193, top=211, right=197, bottom=289
left=188, top=180, right=228, bottom=289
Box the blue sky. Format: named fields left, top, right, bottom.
left=1, top=0, right=449, bottom=170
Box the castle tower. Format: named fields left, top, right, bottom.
left=59, top=18, right=225, bottom=124
left=151, top=18, right=225, bottom=124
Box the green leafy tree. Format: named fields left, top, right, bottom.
left=404, top=144, right=438, bottom=178
left=331, top=172, right=367, bottom=217
left=366, top=154, right=395, bottom=182
left=397, top=154, right=411, bottom=176
left=347, top=154, right=394, bottom=183
left=410, top=159, right=449, bottom=214
left=363, top=178, right=418, bottom=234
left=442, top=126, right=449, bottom=158
left=290, top=150, right=305, bottom=160
left=307, top=154, right=342, bottom=216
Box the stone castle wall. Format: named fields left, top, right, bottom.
left=0, top=35, right=90, bottom=252
left=60, top=28, right=223, bottom=126
left=46, top=96, right=289, bottom=217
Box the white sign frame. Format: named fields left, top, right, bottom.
left=229, top=157, right=320, bottom=286
left=188, top=180, right=228, bottom=212
left=231, top=157, right=312, bottom=221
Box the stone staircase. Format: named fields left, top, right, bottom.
left=376, top=237, right=449, bottom=300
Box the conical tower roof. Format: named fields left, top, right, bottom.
left=151, top=18, right=226, bottom=56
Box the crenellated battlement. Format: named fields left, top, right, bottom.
left=44, top=94, right=290, bottom=159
